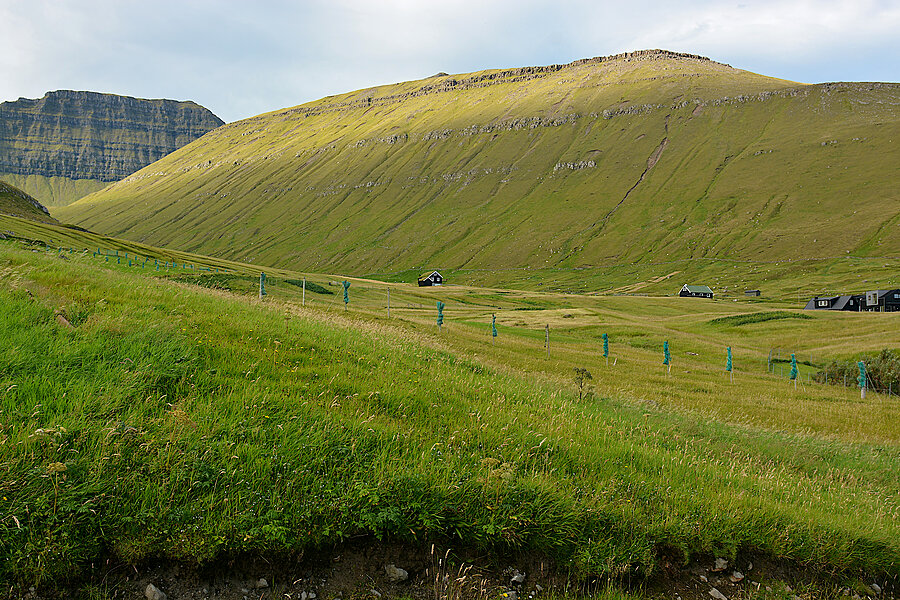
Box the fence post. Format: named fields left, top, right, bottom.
left=545, top=325, right=550, bottom=358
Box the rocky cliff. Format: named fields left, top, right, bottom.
left=0, top=90, right=224, bottom=183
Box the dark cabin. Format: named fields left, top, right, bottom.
left=417, top=271, right=443, bottom=287
left=744, top=290, right=761, bottom=297
left=862, top=289, right=900, bottom=312
left=679, top=284, right=713, bottom=298
left=804, top=294, right=863, bottom=311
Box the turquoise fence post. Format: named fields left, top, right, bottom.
left=259, top=272, right=267, bottom=299
left=726, top=347, right=733, bottom=382
left=602, top=333, right=609, bottom=366
left=436, top=301, right=445, bottom=330
left=858, top=361, right=867, bottom=399
left=491, top=314, right=497, bottom=344
left=790, top=353, right=798, bottom=388
left=342, top=281, right=350, bottom=310
left=663, top=340, right=671, bottom=375
left=117, top=256, right=121, bottom=264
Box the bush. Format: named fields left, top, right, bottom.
left=815, top=348, right=900, bottom=393
left=284, top=279, right=333, bottom=294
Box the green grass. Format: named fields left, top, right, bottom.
left=706, top=310, right=812, bottom=327
left=1, top=237, right=899, bottom=594
left=53, top=53, right=900, bottom=300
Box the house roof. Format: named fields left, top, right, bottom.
left=831, top=295, right=856, bottom=310
left=683, top=284, right=713, bottom=294
left=418, top=270, right=442, bottom=280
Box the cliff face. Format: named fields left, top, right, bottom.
left=0, top=90, right=224, bottom=183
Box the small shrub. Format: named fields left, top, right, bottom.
left=284, top=279, right=333, bottom=294
left=574, top=367, right=594, bottom=401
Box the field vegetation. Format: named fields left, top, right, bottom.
left=1, top=219, right=898, bottom=598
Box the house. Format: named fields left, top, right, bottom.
left=417, top=271, right=443, bottom=287
left=804, top=295, right=839, bottom=310
left=744, top=290, right=761, bottom=297
left=862, top=289, right=900, bottom=312
left=679, top=284, right=713, bottom=298
left=803, top=294, right=863, bottom=311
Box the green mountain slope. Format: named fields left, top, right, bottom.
left=56, top=50, right=900, bottom=286
left=0, top=180, right=58, bottom=224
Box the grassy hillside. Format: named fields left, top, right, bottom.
left=0, top=172, right=108, bottom=207
left=56, top=51, right=900, bottom=296
left=1, top=217, right=898, bottom=597
left=0, top=180, right=58, bottom=224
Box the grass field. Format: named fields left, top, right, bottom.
left=1, top=220, right=898, bottom=598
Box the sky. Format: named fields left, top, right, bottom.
left=1, top=0, right=898, bottom=123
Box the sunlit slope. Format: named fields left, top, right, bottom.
left=57, top=51, right=900, bottom=278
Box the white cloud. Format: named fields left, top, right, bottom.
left=0, top=0, right=897, bottom=122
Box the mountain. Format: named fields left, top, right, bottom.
left=0, top=180, right=58, bottom=224
left=56, top=50, right=900, bottom=288
left=0, top=90, right=223, bottom=206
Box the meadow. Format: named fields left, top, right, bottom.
left=0, top=222, right=898, bottom=598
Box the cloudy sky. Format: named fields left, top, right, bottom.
left=1, top=0, right=898, bottom=123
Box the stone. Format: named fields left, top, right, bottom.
left=256, top=578, right=269, bottom=589
left=700, top=575, right=709, bottom=583
left=511, top=570, right=526, bottom=584
left=729, top=571, right=745, bottom=583
left=145, top=583, right=167, bottom=600
left=870, top=583, right=882, bottom=595
left=709, top=588, right=728, bottom=600
left=712, top=558, right=728, bottom=572
left=384, top=564, right=408, bottom=582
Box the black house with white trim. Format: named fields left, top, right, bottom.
left=417, top=271, right=443, bottom=287
left=679, top=284, right=713, bottom=298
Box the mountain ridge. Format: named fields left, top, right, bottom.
left=56, top=51, right=900, bottom=289
left=0, top=90, right=223, bottom=206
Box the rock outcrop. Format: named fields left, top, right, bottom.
left=0, top=90, right=223, bottom=182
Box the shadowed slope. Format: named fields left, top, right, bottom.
left=0, top=180, right=58, bottom=224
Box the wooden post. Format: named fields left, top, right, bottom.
left=302, top=278, right=306, bottom=307
left=545, top=324, right=550, bottom=358
left=387, top=288, right=391, bottom=318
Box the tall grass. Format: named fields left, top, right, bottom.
left=1, top=241, right=898, bottom=590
